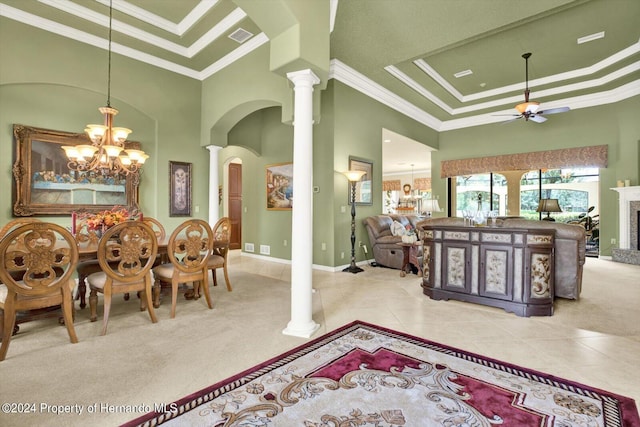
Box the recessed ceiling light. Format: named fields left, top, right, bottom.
left=577, top=31, right=605, bottom=44
left=453, top=69, right=473, bottom=78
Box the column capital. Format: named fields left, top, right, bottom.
left=206, top=145, right=223, bottom=153
left=287, top=69, right=321, bottom=87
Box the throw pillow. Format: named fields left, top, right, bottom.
left=390, top=220, right=406, bottom=236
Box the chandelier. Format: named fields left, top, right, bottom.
left=62, top=0, right=147, bottom=176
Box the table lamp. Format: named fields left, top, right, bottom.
left=536, top=198, right=562, bottom=221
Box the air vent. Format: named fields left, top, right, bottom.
left=228, top=28, right=253, bottom=44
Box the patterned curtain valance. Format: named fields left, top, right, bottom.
left=414, top=178, right=431, bottom=191
left=441, top=145, right=608, bottom=178
left=383, top=180, right=401, bottom=191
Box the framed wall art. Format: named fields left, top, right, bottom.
left=348, top=156, right=373, bottom=205
left=11, top=124, right=139, bottom=216
left=169, top=161, right=192, bottom=216
left=266, top=162, right=293, bottom=210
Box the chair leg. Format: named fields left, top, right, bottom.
left=101, top=289, right=112, bottom=336
left=76, top=274, right=87, bottom=309
left=223, top=264, right=232, bottom=292
left=62, top=285, right=78, bottom=344
left=153, top=278, right=161, bottom=309
left=212, top=269, right=218, bottom=286
left=201, top=279, right=213, bottom=310
left=89, top=288, right=98, bottom=322
left=144, top=276, right=157, bottom=324
left=0, top=303, right=16, bottom=361
left=171, top=281, right=179, bottom=319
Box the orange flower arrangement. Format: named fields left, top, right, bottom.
left=84, top=206, right=131, bottom=231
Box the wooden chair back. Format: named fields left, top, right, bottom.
left=0, top=222, right=79, bottom=297
left=0, top=222, right=79, bottom=360
left=143, top=217, right=166, bottom=241
left=97, top=221, right=158, bottom=285
left=0, top=218, right=42, bottom=241
left=166, top=219, right=213, bottom=274
left=212, top=217, right=231, bottom=258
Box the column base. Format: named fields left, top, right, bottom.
left=282, top=320, right=320, bottom=338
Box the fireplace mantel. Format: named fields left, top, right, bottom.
left=611, top=186, right=640, bottom=250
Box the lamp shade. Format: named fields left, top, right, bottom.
left=343, top=170, right=366, bottom=182
left=536, top=198, right=562, bottom=213
left=423, top=199, right=441, bottom=212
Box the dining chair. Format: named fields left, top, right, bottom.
left=87, top=221, right=158, bottom=335
left=142, top=217, right=166, bottom=242
left=152, top=219, right=213, bottom=318
left=0, top=222, right=79, bottom=361
left=207, top=217, right=232, bottom=291
left=74, top=217, right=106, bottom=309
left=0, top=218, right=42, bottom=240
left=120, top=217, right=167, bottom=303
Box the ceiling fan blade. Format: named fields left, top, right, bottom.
left=538, top=106, right=570, bottom=115
left=529, top=114, right=547, bottom=123
left=500, top=116, right=522, bottom=125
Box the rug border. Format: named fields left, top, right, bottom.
left=122, top=320, right=640, bottom=427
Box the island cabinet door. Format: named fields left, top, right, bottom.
left=441, top=242, right=471, bottom=293
left=478, top=244, right=514, bottom=301
left=421, top=240, right=434, bottom=288
left=524, top=246, right=555, bottom=304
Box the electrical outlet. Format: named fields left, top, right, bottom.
left=321, top=242, right=326, bottom=251
left=340, top=251, right=345, bottom=259
left=283, top=239, right=287, bottom=247
left=611, top=238, right=617, bottom=245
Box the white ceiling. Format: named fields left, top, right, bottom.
left=381, top=129, right=433, bottom=177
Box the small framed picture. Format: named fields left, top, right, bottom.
left=169, top=161, right=192, bottom=216
left=348, top=156, right=373, bottom=205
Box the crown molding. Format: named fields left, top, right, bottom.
left=411, top=39, right=640, bottom=103
left=94, top=0, right=219, bottom=36
left=330, top=59, right=442, bottom=130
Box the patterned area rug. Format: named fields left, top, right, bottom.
left=124, top=321, right=639, bottom=426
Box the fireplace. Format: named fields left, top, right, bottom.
left=612, top=186, right=640, bottom=265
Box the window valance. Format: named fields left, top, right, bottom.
left=413, top=178, right=431, bottom=191
left=383, top=180, right=401, bottom=191
left=440, top=145, right=608, bottom=178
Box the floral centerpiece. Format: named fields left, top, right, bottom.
left=76, top=206, right=135, bottom=240
left=86, top=206, right=130, bottom=231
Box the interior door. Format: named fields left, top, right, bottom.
left=228, top=163, right=242, bottom=250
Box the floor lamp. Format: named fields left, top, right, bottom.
left=343, top=170, right=367, bottom=273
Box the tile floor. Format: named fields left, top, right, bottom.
left=0, top=251, right=638, bottom=426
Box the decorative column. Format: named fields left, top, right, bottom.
left=206, top=145, right=222, bottom=225
left=283, top=69, right=320, bottom=338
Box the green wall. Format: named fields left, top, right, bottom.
left=0, top=18, right=204, bottom=231
left=331, top=81, right=439, bottom=265
left=434, top=97, right=640, bottom=256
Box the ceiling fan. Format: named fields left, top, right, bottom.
left=498, top=52, right=570, bottom=124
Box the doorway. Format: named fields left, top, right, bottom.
left=228, top=162, right=242, bottom=250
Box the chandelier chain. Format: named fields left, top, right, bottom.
left=106, top=0, right=113, bottom=108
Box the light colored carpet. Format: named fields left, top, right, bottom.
left=0, top=253, right=639, bottom=426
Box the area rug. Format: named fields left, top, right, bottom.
left=124, top=321, right=639, bottom=426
